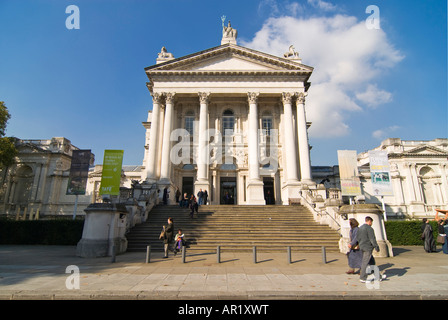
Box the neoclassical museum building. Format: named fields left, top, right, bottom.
left=142, top=22, right=315, bottom=205
left=1, top=22, right=447, bottom=220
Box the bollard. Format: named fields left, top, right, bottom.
left=322, top=246, right=326, bottom=264
left=253, top=246, right=257, bottom=264
left=287, top=246, right=292, bottom=264
left=217, top=245, right=221, bottom=264
left=146, top=245, right=151, bottom=263
left=182, top=246, right=186, bottom=263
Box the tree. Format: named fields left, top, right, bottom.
left=0, top=101, right=18, bottom=167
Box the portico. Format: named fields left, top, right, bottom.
left=143, top=23, right=315, bottom=205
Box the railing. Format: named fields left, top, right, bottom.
left=144, top=244, right=331, bottom=264
left=299, top=189, right=341, bottom=232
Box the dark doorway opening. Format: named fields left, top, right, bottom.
left=263, top=177, right=275, bottom=204
left=182, top=177, right=194, bottom=198
left=220, top=177, right=236, bottom=204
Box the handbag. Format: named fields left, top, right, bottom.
left=159, top=227, right=166, bottom=240
left=437, top=234, right=446, bottom=244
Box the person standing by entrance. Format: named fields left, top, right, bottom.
left=357, top=216, right=380, bottom=283
left=203, top=190, right=208, bottom=205
left=197, top=189, right=204, bottom=206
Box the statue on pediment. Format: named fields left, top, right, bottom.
left=156, top=46, right=175, bottom=64
left=221, top=16, right=237, bottom=45
left=284, top=45, right=299, bottom=59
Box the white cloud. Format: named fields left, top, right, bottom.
left=242, top=9, right=404, bottom=138
left=372, top=125, right=400, bottom=140
left=356, top=84, right=392, bottom=108
left=307, top=0, right=337, bottom=12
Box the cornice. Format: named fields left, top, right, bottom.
left=145, top=44, right=313, bottom=74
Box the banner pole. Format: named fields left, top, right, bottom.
left=73, top=194, right=78, bottom=220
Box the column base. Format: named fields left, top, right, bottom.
left=247, top=180, right=266, bottom=205
left=282, top=181, right=301, bottom=205
left=300, top=179, right=316, bottom=186
left=158, top=180, right=174, bottom=205
left=194, top=180, right=210, bottom=200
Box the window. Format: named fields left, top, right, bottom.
left=185, top=111, right=194, bottom=136
left=185, top=117, right=194, bottom=135
left=262, top=116, right=273, bottom=136
left=222, top=109, right=234, bottom=135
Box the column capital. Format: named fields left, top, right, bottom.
left=282, top=92, right=294, bottom=104
left=198, top=92, right=210, bottom=104
left=247, top=92, right=259, bottom=104
left=295, top=92, right=306, bottom=104
left=165, top=92, right=175, bottom=104
left=151, top=92, right=163, bottom=104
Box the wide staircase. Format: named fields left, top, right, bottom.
left=126, top=204, right=341, bottom=253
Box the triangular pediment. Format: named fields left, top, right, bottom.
left=406, top=145, right=447, bottom=155
left=145, top=44, right=313, bottom=74
left=17, top=143, right=48, bottom=154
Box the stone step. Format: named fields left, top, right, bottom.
left=126, top=204, right=341, bottom=253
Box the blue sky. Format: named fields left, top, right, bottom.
left=0, top=0, right=446, bottom=167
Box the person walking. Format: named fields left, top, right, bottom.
left=421, top=218, right=437, bottom=253
left=189, top=195, right=198, bottom=218
left=162, top=217, right=174, bottom=258
left=346, top=218, right=362, bottom=274
left=357, top=216, right=381, bottom=283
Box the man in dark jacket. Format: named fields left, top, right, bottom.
left=162, top=217, right=174, bottom=258
left=356, top=216, right=380, bottom=282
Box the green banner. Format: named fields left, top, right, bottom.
left=99, top=150, right=124, bottom=196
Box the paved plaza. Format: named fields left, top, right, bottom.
left=0, top=245, right=447, bottom=301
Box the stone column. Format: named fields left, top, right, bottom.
left=159, top=92, right=175, bottom=182
left=282, top=93, right=299, bottom=182
left=145, top=92, right=162, bottom=182
left=247, top=92, right=265, bottom=205
left=281, top=92, right=301, bottom=203
left=195, top=92, right=210, bottom=195
left=295, top=92, right=313, bottom=185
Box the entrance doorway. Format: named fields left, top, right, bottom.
left=263, top=177, right=275, bottom=204
left=182, top=177, right=194, bottom=198
left=220, top=177, right=236, bottom=204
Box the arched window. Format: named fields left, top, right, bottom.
left=222, top=109, right=234, bottom=136
left=15, top=165, right=34, bottom=205
left=420, top=166, right=437, bottom=205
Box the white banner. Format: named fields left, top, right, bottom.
left=337, top=150, right=361, bottom=196
left=369, top=150, right=393, bottom=196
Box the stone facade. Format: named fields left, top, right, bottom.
left=142, top=29, right=315, bottom=205
left=357, top=138, right=448, bottom=219
left=0, top=137, right=92, bottom=218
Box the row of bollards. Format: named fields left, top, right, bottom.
left=144, top=245, right=328, bottom=264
